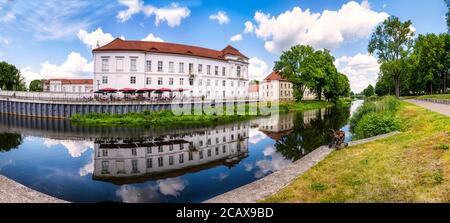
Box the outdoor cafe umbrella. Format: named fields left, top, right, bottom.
left=174, top=88, right=189, bottom=98
left=99, top=88, right=117, bottom=92
left=119, top=88, right=136, bottom=93
left=137, top=88, right=156, bottom=97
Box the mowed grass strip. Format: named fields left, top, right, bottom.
left=262, top=101, right=450, bottom=202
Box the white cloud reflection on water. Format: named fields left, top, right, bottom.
left=41, top=138, right=93, bottom=158
left=254, top=146, right=291, bottom=179
left=116, top=177, right=188, bottom=203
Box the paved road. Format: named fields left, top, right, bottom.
left=405, top=99, right=450, bottom=116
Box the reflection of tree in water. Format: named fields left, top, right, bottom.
left=0, top=133, right=22, bottom=152
left=275, top=106, right=350, bottom=161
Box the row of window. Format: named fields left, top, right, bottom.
left=261, top=82, right=292, bottom=90
left=100, top=145, right=237, bottom=173
left=101, top=76, right=247, bottom=87
left=101, top=57, right=242, bottom=76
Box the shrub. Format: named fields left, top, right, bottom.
left=349, top=96, right=399, bottom=131
left=352, top=112, right=400, bottom=140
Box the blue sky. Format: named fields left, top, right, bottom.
left=0, top=0, right=447, bottom=92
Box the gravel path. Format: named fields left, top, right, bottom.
left=405, top=99, right=450, bottom=116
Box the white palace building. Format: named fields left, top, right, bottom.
left=93, top=38, right=249, bottom=100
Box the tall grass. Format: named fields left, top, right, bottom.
left=350, top=96, right=401, bottom=139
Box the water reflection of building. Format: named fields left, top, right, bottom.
left=256, top=109, right=327, bottom=140
left=258, top=113, right=294, bottom=140
left=93, top=123, right=249, bottom=184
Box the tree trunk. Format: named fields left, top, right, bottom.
left=444, top=71, right=448, bottom=94
left=395, top=77, right=400, bottom=98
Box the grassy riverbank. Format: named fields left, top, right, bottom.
left=262, top=101, right=450, bottom=202
left=418, top=94, right=450, bottom=100
left=71, top=110, right=256, bottom=127
left=70, top=99, right=346, bottom=127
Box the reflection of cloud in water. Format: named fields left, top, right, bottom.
left=158, top=177, right=188, bottom=196
left=42, top=138, right=93, bottom=158
left=116, top=177, right=188, bottom=203
left=0, top=159, right=14, bottom=170
left=79, top=154, right=94, bottom=177
left=244, top=163, right=253, bottom=172
left=254, top=147, right=291, bottom=178
left=211, top=172, right=229, bottom=181
left=248, top=128, right=267, bottom=144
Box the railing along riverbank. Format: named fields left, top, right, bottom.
left=415, top=98, right=450, bottom=105
left=0, top=90, right=262, bottom=118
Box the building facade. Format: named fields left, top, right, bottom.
left=93, top=122, right=249, bottom=182
left=259, top=71, right=316, bottom=101
left=93, top=38, right=249, bottom=100
left=248, top=81, right=259, bottom=100
left=44, top=79, right=93, bottom=93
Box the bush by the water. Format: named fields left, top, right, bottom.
left=350, top=96, right=401, bottom=140
left=353, top=112, right=400, bottom=139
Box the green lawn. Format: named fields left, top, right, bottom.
left=418, top=94, right=450, bottom=100
left=70, top=99, right=340, bottom=127
left=262, top=101, right=450, bottom=202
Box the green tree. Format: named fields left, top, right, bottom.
left=368, top=16, right=414, bottom=97
left=363, top=85, right=375, bottom=97
left=273, top=45, right=315, bottom=101
left=0, top=61, right=26, bottom=91
left=29, top=79, right=43, bottom=92
left=446, top=0, right=450, bottom=33
left=274, top=45, right=349, bottom=101
left=375, top=74, right=394, bottom=96
left=0, top=133, right=22, bottom=152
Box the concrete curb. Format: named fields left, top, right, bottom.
left=0, top=175, right=67, bottom=203
left=204, top=131, right=400, bottom=203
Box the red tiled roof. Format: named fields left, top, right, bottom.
left=248, top=83, right=259, bottom=93
left=45, top=79, right=93, bottom=85
left=264, top=71, right=288, bottom=81
left=93, top=38, right=248, bottom=60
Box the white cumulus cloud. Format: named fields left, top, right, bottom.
left=335, top=53, right=380, bottom=93
left=116, top=1, right=190, bottom=27
left=77, top=28, right=116, bottom=49
left=116, top=0, right=144, bottom=22
left=230, top=34, right=242, bottom=42
left=141, top=33, right=164, bottom=42
left=250, top=0, right=388, bottom=53
left=248, top=57, right=269, bottom=81
left=244, top=21, right=254, bottom=33
left=209, top=11, right=229, bottom=25
left=0, top=11, right=15, bottom=23
left=40, top=52, right=93, bottom=79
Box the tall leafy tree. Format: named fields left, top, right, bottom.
left=274, top=45, right=349, bottom=101
left=273, top=45, right=314, bottom=101
left=362, top=85, right=375, bottom=97
left=29, top=79, right=43, bottom=92
left=446, top=0, right=450, bottom=33
left=410, top=34, right=450, bottom=94
left=368, top=16, right=414, bottom=97
left=0, top=61, right=26, bottom=91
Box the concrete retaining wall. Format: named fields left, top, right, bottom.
left=0, top=98, right=252, bottom=118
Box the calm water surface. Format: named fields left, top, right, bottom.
left=0, top=101, right=361, bottom=202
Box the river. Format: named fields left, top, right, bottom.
left=0, top=101, right=362, bottom=202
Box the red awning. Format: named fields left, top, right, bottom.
left=137, top=88, right=156, bottom=92
left=119, top=88, right=136, bottom=92
left=156, top=88, right=172, bottom=92
left=99, top=88, right=117, bottom=92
